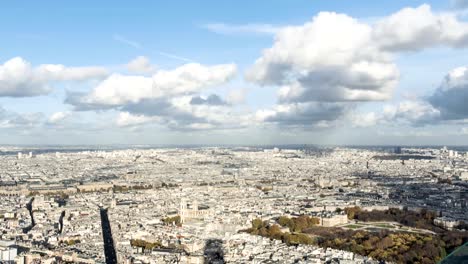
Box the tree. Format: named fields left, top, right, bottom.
left=344, top=206, right=361, bottom=220
left=278, top=216, right=292, bottom=227
left=268, top=224, right=283, bottom=240
left=162, top=215, right=181, bottom=226
left=294, top=215, right=309, bottom=232
left=252, top=218, right=265, bottom=230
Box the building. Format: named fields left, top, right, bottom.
left=0, top=240, right=17, bottom=263
left=434, top=217, right=460, bottom=230
left=460, top=171, right=468, bottom=181
left=179, top=199, right=213, bottom=223
left=320, top=214, right=348, bottom=227
left=394, top=146, right=402, bottom=154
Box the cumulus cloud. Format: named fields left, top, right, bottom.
left=65, top=62, right=247, bottom=130
left=340, top=66, right=468, bottom=128
left=71, top=74, right=154, bottom=107
left=151, top=63, right=236, bottom=95
left=0, top=57, right=108, bottom=97
left=68, top=63, right=236, bottom=109
left=127, top=56, right=156, bottom=74
left=162, top=96, right=252, bottom=130
left=246, top=11, right=399, bottom=103
left=245, top=11, right=397, bottom=128
left=116, top=96, right=252, bottom=131
left=343, top=99, right=442, bottom=129
left=256, top=102, right=350, bottom=128
left=36, top=64, right=108, bottom=81
left=120, top=98, right=210, bottom=129
left=373, top=4, right=468, bottom=51
left=428, top=66, right=468, bottom=120
left=246, top=4, right=468, bottom=129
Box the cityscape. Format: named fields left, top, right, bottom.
left=0, top=145, right=467, bottom=263
left=2, top=0, right=468, bottom=263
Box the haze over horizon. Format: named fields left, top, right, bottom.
left=2, top=0, right=468, bottom=145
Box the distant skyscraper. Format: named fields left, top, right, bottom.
left=394, top=146, right=402, bottom=154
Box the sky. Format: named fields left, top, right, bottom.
left=1, top=0, right=468, bottom=145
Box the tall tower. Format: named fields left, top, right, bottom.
left=180, top=198, right=187, bottom=210
left=179, top=199, right=187, bottom=223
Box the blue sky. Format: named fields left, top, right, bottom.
left=1, top=0, right=468, bottom=145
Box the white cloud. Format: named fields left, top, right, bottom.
left=66, top=63, right=247, bottom=131
left=127, top=56, right=156, bottom=74
left=373, top=4, right=468, bottom=51
left=168, top=96, right=252, bottom=130
left=152, top=63, right=236, bottom=95
left=69, top=63, right=237, bottom=108
left=362, top=66, right=468, bottom=127
left=36, top=64, right=108, bottom=81
left=0, top=57, right=108, bottom=97
left=255, top=102, right=349, bottom=128
left=113, top=95, right=252, bottom=131
left=246, top=4, right=468, bottom=129
left=246, top=11, right=399, bottom=103
left=75, top=74, right=153, bottom=107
